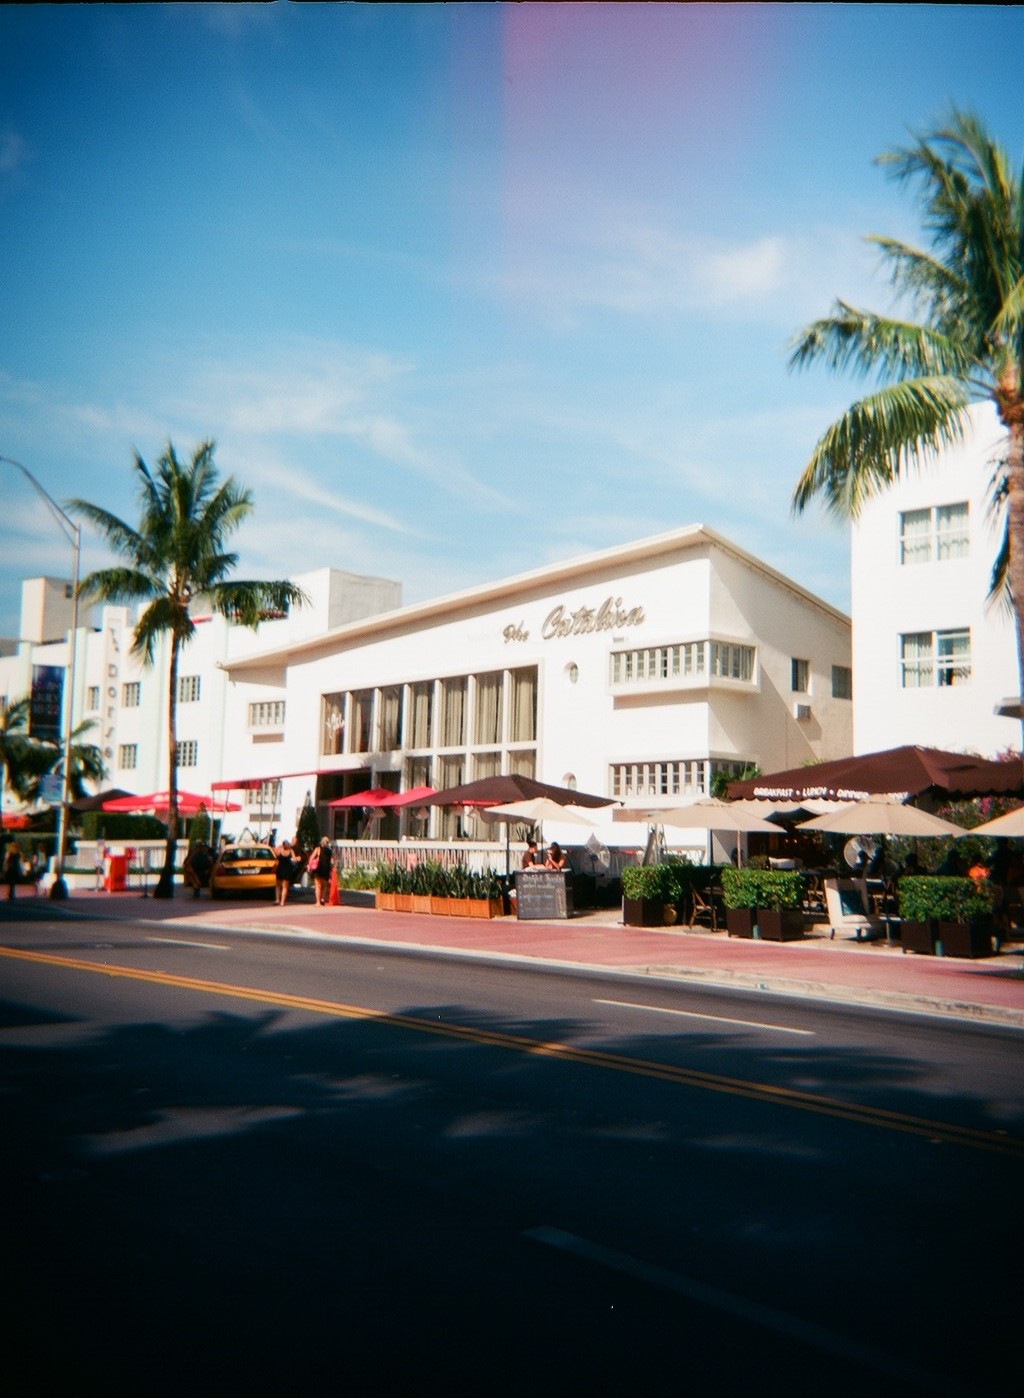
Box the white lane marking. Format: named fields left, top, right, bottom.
left=525, top=1227, right=976, bottom=1398
left=594, top=998, right=814, bottom=1036
left=146, top=937, right=230, bottom=952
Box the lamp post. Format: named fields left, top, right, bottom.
left=1, top=456, right=81, bottom=898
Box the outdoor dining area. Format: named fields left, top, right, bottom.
left=614, top=746, right=1024, bottom=958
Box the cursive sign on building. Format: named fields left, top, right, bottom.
left=503, top=596, right=646, bottom=644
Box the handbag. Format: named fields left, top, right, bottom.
left=307, top=847, right=320, bottom=874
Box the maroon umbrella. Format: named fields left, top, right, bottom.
left=728, top=746, right=1023, bottom=804
left=426, top=774, right=610, bottom=808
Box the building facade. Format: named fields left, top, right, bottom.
left=2, top=525, right=852, bottom=854
left=850, top=402, right=1021, bottom=758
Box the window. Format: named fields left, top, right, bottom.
left=118, top=744, right=137, bottom=770
left=900, top=629, right=971, bottom=687
left=438, top=678, right=467, bottom=747
left=377, top=687, right=403, bottom=751
left=249, top=779, right=282, bottom=811
left=406, top=682, right=433, bottom=749
left=322, top=693, right=344, bottom=755
left=900, top=502, right=969, bottom=564
left=508, top=668, right=537, bottom=742
left=791, top=658, right=809, bottom=693
left=87, top=686, right=100, bottom=710
left=350, top=690, right=373, bottom=753
left=176, top=740, right=198, bottom=767
left=474, top=672, right=503, bottom=745
left=610, top=640, right=754, bottom=685
left=249, top=700, right=285, bottom=727
left=831, top=665, right=853, bottom=700
left=178, top=675, right=201, bottom=703
left=122, top=681, right=140, bottom=707
left=609, top=757, right=753, bottom=800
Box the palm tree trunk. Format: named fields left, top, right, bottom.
left=1003, top=413, right=1024, bottom=762
left=153, top=634, right=180, bottom=898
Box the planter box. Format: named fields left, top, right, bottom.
left=623, top=897, right=676, bottom=927
left=375, top=891, right=396, bottom=912
left=430, top=896, right=453, bottom=916
left=899, top=920, right=936, bottom=955
left=725, top=907, right=755, bottom=938
left=411, top=895, right=432, bottom=915
left=755, top=908, right=805, bottom=942
left=463, top=897, right=503, bottom=919
left=936, top=921, right=995, bottom=959
left=393, top=894, right=413, bottom=913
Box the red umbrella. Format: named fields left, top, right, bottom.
left=101, top=790, right=241, bottom=816
left=379, top=786, right=436, bottom=808
left=326, top=787, right=397, bottom=809
left=728, top=746, right=1023, bottom=804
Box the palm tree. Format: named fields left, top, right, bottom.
left=19, top=720, right=107, bottom=806
left=789, top=109, right=1024, bottom=710
left=0, top=695, right=36, bottom=818
left=70, top=441, right=307, bottom=897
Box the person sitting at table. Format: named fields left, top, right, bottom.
left=521, top=839, right=541, bottom=869
left=544, top=842, right=567, bottom=872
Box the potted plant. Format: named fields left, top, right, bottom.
left=621, top=864, right=677, bottom=926
left=375, top=860, right=399, bottom=912
left=898, top=875, right=995, bottom=958
left=466, top=867, right=504, bottom=919
left=721, top=868, right=806, bottom=940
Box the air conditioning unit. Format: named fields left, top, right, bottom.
left=794, top=703, right=812, bottom=721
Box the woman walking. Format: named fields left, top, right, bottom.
left=312, top=836, right=333, bottom=907
left=274, top=840, right=297, bottom=907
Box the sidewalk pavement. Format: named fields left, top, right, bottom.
left=30, top=887, right=1024, bottom=1030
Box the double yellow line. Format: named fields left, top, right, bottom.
left=4, top=944, right=1021, bottom=1157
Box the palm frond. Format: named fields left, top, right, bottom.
left=211, top=580, right=310, bottom=628
left=789, top=302, right=973, bottom=381
left=792, top=379, right=970, bottom=518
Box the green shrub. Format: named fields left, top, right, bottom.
left=663, top=859, right=716, bottom=904
left=621, top=864, right=673, bottom=901
left=721, top=867, right=805, bottom=911
left=898, top=875, right=994, bottom=924
left=337, top=864, right=378, bottom=890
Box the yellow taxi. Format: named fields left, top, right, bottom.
left=208, top=843, right=277, bottom=899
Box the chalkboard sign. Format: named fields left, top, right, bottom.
left=515, top=870, right=574, bottom=920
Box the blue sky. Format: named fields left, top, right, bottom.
left=2, top=3, right=1023, bottom=639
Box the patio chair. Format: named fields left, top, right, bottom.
left=688, top=885, right=720, bottom=932
left=823, top=878, right=888, bottom=942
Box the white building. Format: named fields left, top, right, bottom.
left=850, top=403, right=1021, bottom=758
left=220, top=524, right=853, bottom=853
left=1, top=524, right=853, bottom=856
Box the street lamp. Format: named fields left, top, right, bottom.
left=1, top=455, right=81, bottom=898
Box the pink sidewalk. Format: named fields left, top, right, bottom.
left=58, top=889, right=1024, bottom=1028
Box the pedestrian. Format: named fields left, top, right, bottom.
left=3, top=840, right=23, bottom=899
left=311, top=836, right=333, bottom=907
left=94, top=838, right=107, bottom=891
left=274, top=839, right=296, bottom=906
left=28, top=846, right=45, bottom=896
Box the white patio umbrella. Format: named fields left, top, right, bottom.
left=614, top=797, right=779, bottom=866
left=485, top=797, right=605, bottom=825
left=955, top=806, right=1024, bottom=838
left=796, top=798, right=963, bottom=838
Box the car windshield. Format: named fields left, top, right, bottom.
left=220, top=847, right=274, bottom=864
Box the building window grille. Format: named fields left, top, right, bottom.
left=509, top=668, right=537, bottom=742
left=118, top=744, right=137, bottom=770
left=350, top=690, right=373, bottom=754
left=87, top=686, right=100, bottom=710
left=249, top=700, right=286, bottom=727
left=178, top=675, right=201, bottom=703
left=176, top=740, right=198, bottom=768
left=122, top=681, right=141, bottom=708
left=474, top=672, right=503, bottom=745
left=611, top=640, right=753, bottom=685
left=900, top=629, right=971, bottom=687
left=900, top=502, right=969, bottom=564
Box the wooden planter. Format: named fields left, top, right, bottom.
left=463, top=897, right=503, bottom=919
left=623, top=897, right=677, bottom=927
left=899, top=920, right=936, bottom=955
left=411, top=895, right=432, bottom=915
left=725, top=907, right=755, bottom=938
left=755, top=908, right=805, bottom=942
left=375, top=891, right=396, bottom=912
left=393, top=894, right=413, bottom=913
left=937, top=921, right=995, bottom=959
left=430, top=896, right=452, bottom=916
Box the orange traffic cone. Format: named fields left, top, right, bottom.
left=328, top=865, right=340, bottom=906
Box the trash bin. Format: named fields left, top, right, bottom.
left=106, top=853, right=128, bottom=892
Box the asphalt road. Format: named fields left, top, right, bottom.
left=1, top=905, right=1020, bottom=1396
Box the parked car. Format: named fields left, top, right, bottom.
left=208, top=843, right=277, bottom=899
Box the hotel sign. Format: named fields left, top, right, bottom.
left=503, top=596, right=646, bottom=644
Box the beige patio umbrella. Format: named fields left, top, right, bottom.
left=614, top=797, right=779, bottom=866
left=796, top=798, right=963, bottom=839
left=485, top=797, right=606, bottom=825
left=955, top=807, right=1024, bottom=838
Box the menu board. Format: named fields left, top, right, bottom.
left=515, top=870, right=573, bottom=920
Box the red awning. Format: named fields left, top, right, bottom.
left=327, top=787, right=397, bottom=809
left=210, top=770, right=326, bottom=791
left=1, top=813, right=32, bottom=829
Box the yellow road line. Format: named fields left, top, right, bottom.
left=3, top=944, right=1021, bottom=1157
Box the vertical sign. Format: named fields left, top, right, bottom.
left=30, top=665, right=64, bottom=742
